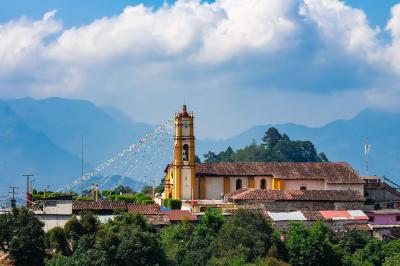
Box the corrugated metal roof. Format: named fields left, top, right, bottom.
left=268, top=211, right=307, bottom=221
left=320, top=210, right=368, bottom=220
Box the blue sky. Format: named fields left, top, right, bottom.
left=0, top=0, right=400, bottom=138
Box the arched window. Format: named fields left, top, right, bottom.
left=300, top=185, right=307, bottom=191
left=236, top=179, right=242, bottom=190
left=182, top=144, right=189, bottom=161
left=260, top=179, right=267, bottom=189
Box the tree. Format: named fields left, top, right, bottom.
left=113, top=185, right=134, bottom=194
left=160, top=221, right=194, bottom=265
left=64, top=215, right=84, bottom=246
left=286, top=221, right=341, bottom=266
left=80, top=212, right=99, bottom=234
left=211, top=209, right=274, bottom=263
left=262, top=127, right=282, bottom=148
left=116, top=227, right=167, bottom=266
left=6, top=208, right=46, bottom=266
left=45, top=227, right=71, bottom=255
left=351, top=239, right=384, bottom=266
left=204, top=151, right=220, bottom=162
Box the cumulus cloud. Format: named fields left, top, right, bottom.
left=1, top=0, right=400, bottom=137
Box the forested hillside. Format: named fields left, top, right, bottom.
left=203, top=127, right=328, bottom=163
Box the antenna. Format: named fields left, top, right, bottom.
left=364, top=138, right=371, bottom=176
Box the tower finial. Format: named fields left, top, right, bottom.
left=182, top=104, right=189, bottom=117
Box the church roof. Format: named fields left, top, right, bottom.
left=196, top=162, right=364, bottom=184
left=226, top=189, right=364, bottom=202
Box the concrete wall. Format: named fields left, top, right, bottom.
left=43, top=200, right=72, bottom=215
left=205, top=176, right=224, bottom=200
left=37, top=214, right=72, bottom=232
left=283, top=180, right=325, bottom=190
left=230, top=177, right=248, bottom=191
left=326, top=184, right=364, bottom=195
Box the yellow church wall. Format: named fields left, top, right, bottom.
left=254, top=176, right=272, bottom=189
left=248, top=177, right=255, bottom=188
left=199, top=176, right=206, bottom=199
left=224, top=177, right=230, bottom=194
left=272, top=178, right=284, bottom=190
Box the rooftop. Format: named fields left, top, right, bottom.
left=226, top=188, right=364, bottom=202
left=196, top=162, right=364, bottom=184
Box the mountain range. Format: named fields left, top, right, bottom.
left=0, top=97, right=399, bottom=195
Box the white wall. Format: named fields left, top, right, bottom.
left=181, top=166, right=193, bottom=200
left=43, top=200, right=72, bottom=215
left=37, top=215, right=72, bottom=232
left=205, top=177, right=224, bottom=200
left=230, top=177, right=248, bottom=191
left=283, top=179, right=325, bottom=190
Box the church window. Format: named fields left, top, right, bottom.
left=236, top=179, right=242, bottom=190
left=182, top=144, right=189, bottom=161
left=260, top=179, right=266, bottom=189
left=300, top=185, right=307, bottom=190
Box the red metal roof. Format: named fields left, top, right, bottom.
left=196, top=162, right=364, bottom=184
left=320, top=210, right=369, bottom=220
left=162, top=210, right=197, bottom=221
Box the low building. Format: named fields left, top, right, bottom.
left=34, top=196, right=73, bottom=232
left=363, top=176, right=400, bottom=209
left=365, top=209, right=400, bottom=240
left=225, top=188, right=365, bottom=211
left=127, top=204, right=170, bottom=227
left=162, top=210, right=197, bottom=224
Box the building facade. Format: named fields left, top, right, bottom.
left=164, top=106, right=365, bottom=201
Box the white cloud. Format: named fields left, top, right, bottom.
left=0, top=10, right=61, bottom=76
left=0, top=0, right=400, bottom=137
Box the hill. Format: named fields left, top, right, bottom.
left=197, top=108, right=400, bottom=182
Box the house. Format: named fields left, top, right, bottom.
left=163, top=105, right=365, bottom=201
left=225, top=188, right=365, bottom=211
left=365, top=209, right=400, bottom=240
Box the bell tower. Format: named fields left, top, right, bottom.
left=164, top=105, right=196, bottom=200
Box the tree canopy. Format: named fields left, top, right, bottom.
left=204, top=127, right=328, bottom=163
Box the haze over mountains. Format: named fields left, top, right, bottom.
left=0, top=97, right=399, bottom=193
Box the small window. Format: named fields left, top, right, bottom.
left=260, top=179, right=267, bottom=189
left=182, top=144, right=189, bottom=161
left=369, top=216, right=375, bottom=222
left=396, top=216, right=400, bottom=222
left=236, top=179, right=242, bottom=190
left=300, top=185, right=307, bottom=191
left=45, top=201, right=57, bottom=207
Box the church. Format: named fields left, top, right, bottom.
left=163, top=105, right=364, bottom=201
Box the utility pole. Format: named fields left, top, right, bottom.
left=152, top=179, right=155, bottom=200
left=22, top=174, right=34, bottom=207
left=9, top=186, right=17, bottom=208
left=81, top=138, right=84, bottom=195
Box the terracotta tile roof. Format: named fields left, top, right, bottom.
left=227, top=189, right=364, bottom=202
left=127, top=204, right=163, bottom=215
left=301, top=210, right=325, bottom=221
left=162, top=210, right=197, bottom=221
left=196, top=162, right=364, bottom=184
left=73, top=200, right=127, bottom=211
left=344, top=223, right=372, bottom=231
left=144, top=214, right=171, bottom=225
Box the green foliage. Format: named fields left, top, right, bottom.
left=211, top=209, right=274, bottom=263
left=204, top=127, right=328, bottom=163
left=108, top=193, right=153, bottom=204
left=286, top=221, right=341, bottom=266
left=80, top=212, right=100, bottom=234
left=351, top=239, right=384, bottom=266
left=45, top=227, right=70, bottom=256
left=113, top=185, right=134, bottom=194
left=156, top=178, right=166, bottom=194
left=162, top=198, right=182, bottom=210
left=4, top=208, right=45, bottom=266
left=64, top=215, right=84, bottom=245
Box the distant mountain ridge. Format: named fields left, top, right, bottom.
left=0, top=97, right=399, bottom=193
left=0, top=97, right=156, bottom=192
left=197, top=108, right=400, bottom=183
